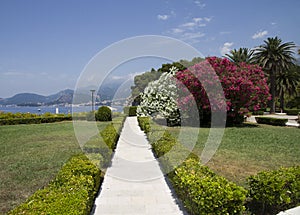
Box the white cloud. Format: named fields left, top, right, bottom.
left=194, top=0, right=206, bottom=8
left=220, top=42, right=234, bottom=55
left=193, top=17, right=202, bottom=22
left=172, top=28, right=184, bottom=34
left=181, top=22, right=197, bottom=28
left=157, top=14, right=169, bottom=20
left=182, top=32, right=205, bottom=40
left=220, top=31, right=231, bottom=35
left=252, top=30, right=268, bottom=39
left=271, top=22, right=276, bottom=26
left=204, top=17, right=212, bottom=22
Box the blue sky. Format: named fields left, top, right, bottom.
left=0, top=0, right=299, bottom=98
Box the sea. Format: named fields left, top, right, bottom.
left=0, top=105, right=124, bottom=114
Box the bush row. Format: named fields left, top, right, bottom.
left=100, top=123, right=120, bottom=150
left=8, top=154, right=101, bottom=215
left=137, top=116, right=151, bottom=133
left=247, top=166, right=300, bottom=214
left=284, top=109, right=300, bottom=116
left=123, top=106, right=137, bottom=116
left=255, top=117, right=288, bottom=126
left=0, top=116, right=72, bottom=125
left=138, top=117, right=247, bottom=214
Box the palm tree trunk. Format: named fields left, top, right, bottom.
left=270, top=70, right=276, bottom=113
left=280, top=91, right=284, bottom=112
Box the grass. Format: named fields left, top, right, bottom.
left=148, top=121, right=300, bottom=186
left=0, top=115, right=125, bottom=214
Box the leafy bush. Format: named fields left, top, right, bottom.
left=252, top=110, right=265, bottom=115
left=95, top=106, right=112, bottom=121
left=8, top=154, right=101, bottom=215
left=247, top=166, right=300, bottom=214
left=100, top=123, right=119, bottom=150
left=0, top=116, right=72, bottom=125
left=255, top=117, right=288, bottom=126
left=128, top=106, right=137, bottom=116
left=137, top=116, right=151, bottom=133
left=284, top=109, right=300, bottom=115
left=172, top=159, right=247, bottom=215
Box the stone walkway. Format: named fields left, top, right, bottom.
left=91, top=117, right=185, bottom=215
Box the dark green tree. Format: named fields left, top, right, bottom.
left=253, top=37, right=295, bottom=113
left=276, top=65, right=300, bottom=110
left=225, top=48, right=254, bottom=64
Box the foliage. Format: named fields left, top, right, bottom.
left=0, top=115, right=72, bottom=125
left=253, top=36, right=296, bottom=113
left=86, top=111, right=95, bottom=121
left=225, top=47, right=254, bottom=64
left=137, top=66, right=181, bottom=126
left=8, top=154, right=101, bottom=215
left=137, top=116, right=150, bottom=133
left=247, top=166, right=300, bottom=214
left=276, top=65, right=300, bottom=110
left=255, top=117, right=288, bottom=126
left=172, top=159, right=247, bottom=215
left=176, top=57, right=270, bottom=125
left=128, top=106, right=137, bottom=116
left=95, top=106, right=112, bottom=121
left=284, top=109, right=300, bottom=115
left=100, top=123, right=119, bottom=150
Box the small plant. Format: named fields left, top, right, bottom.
left=95, top=106, right=112, bottom=121
left=128, top=106, right=137, bottom=116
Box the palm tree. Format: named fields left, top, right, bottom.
left=276, top=65, right=300, bottom=111
left=225, top=48, right=254, bottom=64
left=253, top=37, right=296, bottom=113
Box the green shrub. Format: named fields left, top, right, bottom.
left=8, top=154, right=101, bottom=215
left=128, top=106, right=137, bottom=116
left=172, top=159, right=247, bottom=215
left=137, top=116, right=151, bottom=133
left=100, top=123, right=119, bottom=150
left=284, top=109, right=300, bottom=115
left=95, top=106, right=112, bottom=121
left=252, top=110, right=265, bottom=115
left=247, top=166, right=300, bottom=214
left=0, top=116, right=72, bottom=125
left=255, top=117, right=288, bottom=126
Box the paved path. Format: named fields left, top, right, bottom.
left=91, top=117, right=185, bottom=215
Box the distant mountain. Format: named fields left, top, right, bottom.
left=0, top=89, right=74, bottom=106
left=0, top=80, right=130, bottom=106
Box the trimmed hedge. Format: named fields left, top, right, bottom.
left=0, top=116, right=72, bottom=125
left=100, top=123, right=120, bottom=150
left=255, top=117, right=288, bottom=126
left=137, top=116, right=151, bottom=133
left=284, top=109, right=300, bottom=116
left=95, top=106, right=112, bottom=121
left=139, top=118, right=247, bottom=214
left=8, top=154, right=101, bottom=215
left=172, top=159, right=247, bottom=215
left=247, top=166, right=300, bottom=214
left=129, top=106, right=137, bottom=116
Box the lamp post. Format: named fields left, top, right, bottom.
left=90, top=90, right=96, bottom=112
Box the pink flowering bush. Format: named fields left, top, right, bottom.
left=176, top=57, right=271, bottom=125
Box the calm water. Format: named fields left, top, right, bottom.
left=0, top=106, right=124, bottom=114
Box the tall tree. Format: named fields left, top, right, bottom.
left=276, top=65, right=300, bottom=111
left=225, top=48, right=254, bottom=64
left=253, top=37, right=295, bottom=113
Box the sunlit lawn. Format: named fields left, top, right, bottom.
left=0, top=116, right=124, bottom=214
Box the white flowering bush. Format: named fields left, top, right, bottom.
left=137, top=66, right=180, bottom=126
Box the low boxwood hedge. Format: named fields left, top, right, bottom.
left=137, top=116, right=151, bottom=133
left=0, top=116, right=72, bottom=125
left=138, top=118, right=247, bottom=214
left=247, top=166, right=300, bottom=214
left=8, top=154, right=101, bottom=215
left=128, top=106, right=137, bottom=116
left=100, top=123, right=120, bottom=150
left=255, top=117, right=288, bottom=126
left=284, top=109, right=300, bottom=115
left=172, top=159, right=247, bottom=215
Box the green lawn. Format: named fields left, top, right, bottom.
left=149, top=121, right=300, bottom=186
left=0, top=116, right=124, bottom=214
